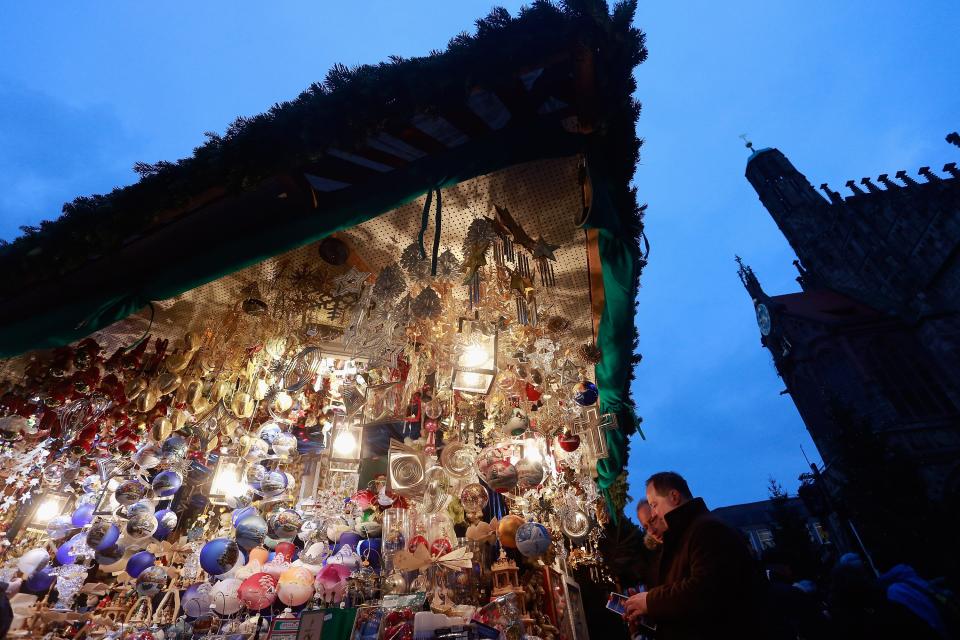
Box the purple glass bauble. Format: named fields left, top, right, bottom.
left=572, top=381, right=599, bottom=407
left=126, top=551, right=156, bottom=578
left=70, top=502, right=95, bottom=527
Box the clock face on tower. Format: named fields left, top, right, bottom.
left=756, top=303, right=772, bottom=336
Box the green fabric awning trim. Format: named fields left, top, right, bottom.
left=582, top=150, right=643, bottom=519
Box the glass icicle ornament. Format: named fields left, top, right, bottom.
left=180, top=540, right=205, bottom=582
left=50, top=563, right=88, bottom=611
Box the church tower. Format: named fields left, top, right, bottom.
left=745, top=148, right=831, bottom=261
left=738, top=136, right=960, bottom=573
left=744, top=148, right=866, bottom=300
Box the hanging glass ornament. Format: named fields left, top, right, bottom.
left=440, top=441, right=475, bottom=479
left=459, top=483, right=489, bottom=513
left=374, top=263, right=407, bottom=302
left=399, top=242, right=431, bottom=280
left=435, top=248, right=461, bottom=279
left=269, top=509, right=303, bottom=540
left=46, top=515, right=73, bottom=541
left=423, top=399, right=443, bottom=420
left=245, top=439, right=270, bottom=463
left=231, top=391, right=255, bottom=419
left=561, top=508, right=591, bottom=540
left=42, top=463, right=65, bottom=487
left=156, top=372, right=181, bottom=396
left=151, top=416, right=173, bottom=441
left=152, top=470, right=183, bottom=497
left=258, top=422, right=282, bottom=444
left=136, top=565, right=169, bottom=597
left=411, top=286, right=442, bottom=319
left=571, top=381, right=599, bottom=407
left=462, top=218, right=496, bottom=256
left=545, top=315, right=572, bottom=335
left=128, top=500, right=155, bottom=518
left=272, top=431, right=298, bottom=458
left=127, top=513, right=159, bottom=539
left=574, top=343, right=603, bottom=366
left=161, top=435, right=188, bottom=461
left=115, top=479, right=148, bottom=506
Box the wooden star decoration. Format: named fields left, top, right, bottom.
left=333, top=267, right=370, bottom=296
left=494, top=205, right=537, bottom=252
left=461, top=242, right=489, bottom=284
left=510, top=270, right=535, bottom=302
left=532, top=236, right=559, bottom=261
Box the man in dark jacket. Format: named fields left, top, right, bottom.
left=628, top=501, right=664, bottom=587
left=624, top=472, right=769, bottom=639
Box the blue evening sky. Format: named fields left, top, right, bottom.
left=1, top=2, right=958, bottom=515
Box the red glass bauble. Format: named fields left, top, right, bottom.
left=430, top=538, right=452, bottom=557
left=274, top=541, right=297, bottom=563
left=557, top=432, right=581, bottom=452
left=407, top=535, right=428, bottom=553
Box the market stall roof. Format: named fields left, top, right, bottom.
left=0, top=1, right=647, bottom=503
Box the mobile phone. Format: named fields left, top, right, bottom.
left=606, top=592, right=628, bottom=616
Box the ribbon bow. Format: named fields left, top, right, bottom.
left=392, top=545, right=473, bottom=573
left=466, top=518, right=499, bottom=544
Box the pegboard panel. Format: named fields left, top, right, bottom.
left=0, top=156, right=593, bottom=378
left=339, top=155, right=593, bottom=340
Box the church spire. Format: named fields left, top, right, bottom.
left=736, top=255, right=766, bottom=301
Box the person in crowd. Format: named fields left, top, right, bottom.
left=878, top=563, right=951, bottom=638
left=623, top=471, right=770, bottom=639
left=625, top=501, right=665, bottom=640
left=637, top=500, right=665, bottom=551
left=826, top=553, right=941, bottom=639
left=626, top=500, right=664, bottom=589
left=761, top=550, right=830, bottom=639
left=0, top=581, right=11, bottom=640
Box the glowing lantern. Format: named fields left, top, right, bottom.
left=329, top=414, right=362, bottom=473
left=209, top=454, right=250, bottom=507
left=451, top=316, right=497, bottom=395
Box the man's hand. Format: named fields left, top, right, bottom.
left=624, top=591, right=648, bottom=622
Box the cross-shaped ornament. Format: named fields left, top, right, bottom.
left=572, top=406, right=618, bottom=460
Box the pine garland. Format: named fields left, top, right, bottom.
left=0, top=0, right=647, bottom=300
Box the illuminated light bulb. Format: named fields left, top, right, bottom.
left=461, top=344, right=489, bottom=368
left=254, top=379, right=271, bottom=401
left=33, top=497, right=61, bottom=524
left=523, top=439, right=544, bottom=464
left=333, top=431, right=358, bottom=457
left=211, top=462, right=247, bottom=499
